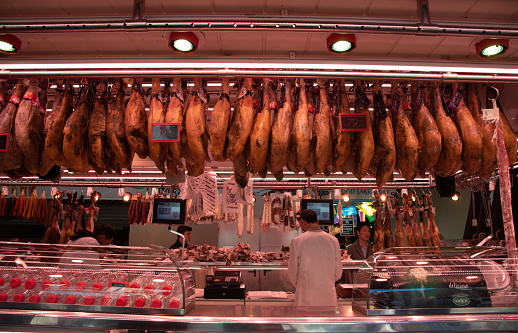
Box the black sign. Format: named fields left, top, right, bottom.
left=341, top=217, right=354, bottom=236
left=373, top=91, right=388, bottom=121
left=151, top=123, right=179, bottom=142
left=339, top=113, right=369, bottom=131
left=355, top=85, right=371, bottom=109
left=0, top=133, right=8, bottom=152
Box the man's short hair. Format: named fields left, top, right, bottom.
left=356, top=222, right=370, bottom=234
left=299, top=209, right=318, bottom=224
left=93, top=224, right=116, bottom=240
left=177, top=225, right=192, bottom=235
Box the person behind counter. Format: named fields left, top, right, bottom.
left=59, top=224, right=116, bottom=268
left=169, top=225, right=192, bottom=249
left=347, top=222, right=373, bottom=260
left=288, top=209, right=342, bottom=306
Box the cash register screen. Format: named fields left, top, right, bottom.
left=153, top=198, right=186, bottom=224
left=301, top=199, right=334, bottom=225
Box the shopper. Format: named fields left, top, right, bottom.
left=169, top=225, right=192, bottom=249
left=288, top=209, right=342, bottom=306
left=347, top=222, right=373, bottom=260
left=59, top=224, right=116, bottom=268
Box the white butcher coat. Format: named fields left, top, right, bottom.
left=288, top=228, right=342, bottom=306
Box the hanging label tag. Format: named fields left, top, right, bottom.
left=416, top=86, right=423, bottom=108
left=0, top=133, right=8, bottom=152
left=87, top=187, right=94, bottom=196
left=296, top=189, right=303, bottom=198
left=95, top=81, right=107, bottom=100
left=482, top=107, right=499, bottom=122
left=151, top=123, right=180, bottom=142
left=197, top=87, right=208, bottom=103
left=9, top=94, right=21, bottom=106
left=238, top=86, right=248, bottom=100
left=152, top=188, right=159, bottom=197
left=373, top=91, right=387, bottom=120
left=339, top=113, right=369, bottom=131
left=2, top=186, right=8, bottom=196
left=392, top=93, right=401, bottom=115
left=472, top=218, right=477, bottom=227
left=118, top=188, right=125, bottom=197
left=51, top=187, right=58, bottom=197
left=355, top=85, right=370, bottom=108
left=448, top=86, right=464, bottom=111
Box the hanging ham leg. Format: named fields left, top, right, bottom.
left=486, top=86, right=518, bottom=166
left=411, top=83, right=442, bottom=175
left=373, top=193, right=385, bottom=253
left=0, top=80, right=7, bottom=113
left=89, top=80, right=108, bottom=174
left=431, top=82, right=462, bottom=177
left=384, top=200, right=394, bottom=248
left=426, top=193, right=441, bottom=247
left=287, top=79, right=310, bottom=173
left=45, top=80, right=74, bottom=167
left=249, top=78, right=271, bottom=174
left=15, top=80, right=44, bottom=174
left=370, top=81, right=396, bottom=187
left=106, top=79, right=133, bottom=172
left=304, top=86, right=317, bottom=177
left=268, top=80, right=292, bottom=178
left=125, top=79, right=149, bottom=159
left=209, top=78, right=231, bottom=162
left=0, top=80, right=24, bottom=173
left=334, top=80, right=352, bottom=173
left=352, top=81, right=375, bottom=179
left=394, top=195, right=405, bottom=247
left=314, top=80, right=332, bottom=174
left=148, top=78, right=166, bottom=172
left=185, top=78, right=208, bottom=163
left=467, top=84, right=496, bottom=178
left=403, top=194, right=416, bottom=247
left=63, top=82, right=91, bottom=172
left=37, top=81, right=54, bottom=177
left=411, top=195, right=423, bottom=246
left=419, top=194, right=432, bottom=246
left=166, top=78, right=185, bottom=161
left=451, top=82, right=483, bottom=174
left=226, top=78, right=254, bottom=160
left=392, top=82, right=419, bottom=181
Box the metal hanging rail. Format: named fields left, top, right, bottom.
left=2, top=15, right=518, bottom=38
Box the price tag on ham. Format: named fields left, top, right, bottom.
left=151, top=123, right=179, bottom=142
left=339, top=113, right=369, bottom=131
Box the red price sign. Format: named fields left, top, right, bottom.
left=339, top=113, right=369, bottom=132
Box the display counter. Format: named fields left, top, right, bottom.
left=1, top=242, right=518, bottom=332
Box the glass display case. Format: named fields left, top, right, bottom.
left=353, top=246, right=518, bottom=316
left=0, top=241, right=195, bottom=315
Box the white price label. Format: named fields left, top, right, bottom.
left=87, top=187, right=94, bottom=196
left=401, top=189, right=408, bottom=196
left=482, top=107, right=499, bottom=122
left=334, top=189, right=341, bottom=199
left=118, top=188, right=125, bottom=197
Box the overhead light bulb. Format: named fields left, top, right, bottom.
left=342, top=193, right=350, bottom=203
left=123, top=192, right=132, bottom=202
left=326, top=33, right=356, bottom=54
left=169, top=32, right=199, bottom=54
left=475, top=39, right=509, bottom=58
left=380, top=193, right=387, bottom=202
left=452, top=191, right=460, bottom=201
left=0, top=34, right=22, bottom=54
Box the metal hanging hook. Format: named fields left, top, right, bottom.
left=487, top=84, right=499, bottom=109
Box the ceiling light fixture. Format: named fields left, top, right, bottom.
left=0, top=34, right=22, bottom=54
left=326, top=33, right=356, bottom=54
left=452, top=191, right=460, bottom=201
left=475, top=39, right=509, bottom=58
left=342, top=194, right=350, bottom=203
left=169, top=32, right=199, bottom=54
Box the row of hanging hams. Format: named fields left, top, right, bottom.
left=372, top=190, right=442, bottom=252
left=0, top=78, right=515, bottom=186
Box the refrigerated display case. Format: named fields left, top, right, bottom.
left=0, top=241, right=195, bottom=315
left=352, top=246, right=518, bottom=316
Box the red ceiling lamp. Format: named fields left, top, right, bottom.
left=0, top=34, right=22, bottom=54
left=169, top=32, right=199, bottom=54
left=326, top=33, right=356, bottom=54
left=475, top=38, right=509, bottom=58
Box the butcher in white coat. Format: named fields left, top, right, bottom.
left=288, top=209, right=342, bottom=306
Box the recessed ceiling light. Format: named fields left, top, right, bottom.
left=475, top=39, right=509, bottom=58
left=0, top=34, right=22, bottom=54
left=326, top=33, right=356, bottom=54
left=169, top=32, right=199, bottom=54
